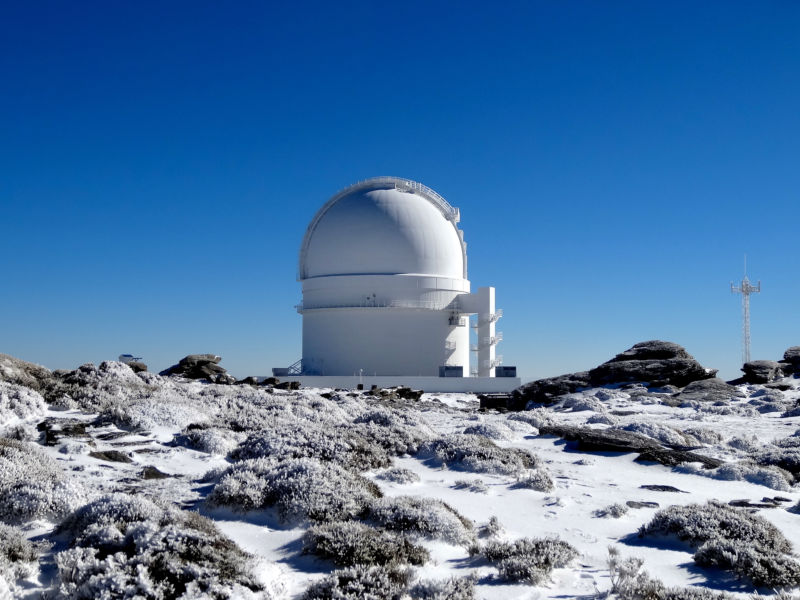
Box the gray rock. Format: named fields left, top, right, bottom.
left=513, top=372, right=591, bottom=405
left=89, top=450, right=133, bottom=463
left=236, top=376, right=260, bottom=386
left=640, top=484, right=688, bottom=493
left=0, top=353, right=54, bottom=392
left=159, top=354, right=232, bottom=382
left=784, top=346, right=800, bottom=367
left=127, top=361, right=147, bottom=373
left=589, top=341, right=716, bottom=387
left=673, top=378, right=744, bottom=404
left=537, top=424, right=722, bottom=469
left=742, top=360, right=784, bottom=383
left=626, top=501, right=660, bottom=509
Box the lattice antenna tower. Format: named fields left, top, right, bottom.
left=730, top=255, right=760, bottom=365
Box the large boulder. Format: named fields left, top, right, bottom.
left=0, top=354, right=53, bottom=392
left=513, top=372, right=591, bottom=405
left=588, top=341, right=716, bottom=388
left=160, top=354, right=234, bottom=383
left=672, top=378, right=744, bottom=404
left=741, top=360, right=784, bottom=384
left=782, top=347, right=800, bottom=375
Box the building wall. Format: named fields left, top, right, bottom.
left=282, top=375, right=521, bottom=394
left=302, top=307, right=469, bottom=376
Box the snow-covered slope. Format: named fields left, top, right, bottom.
left=2, top=360, right=800, bottom=599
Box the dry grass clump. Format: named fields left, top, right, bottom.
left=0, top=437, right=88, bottom=523
left=302, top=521, right=429, bottom=567
left=206, top=457, right=381, bottom=523
left=419, top=434, right=539, bottom=476
left=367, top=496, right=474, bottom=545
left=639, top=501, right=800, bottom=589
left=55, top=493, right=263, bottom=599
left=473, top=537, right=578, bottom=585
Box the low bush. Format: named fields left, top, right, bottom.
left=301, top=564, right=412, bottom=600
left=368, top=496, right=474, bottom=545
left=507, top=408, right=551, bottom=429
left=173, top=424, right=245, bottom=456
left=206, top=457, right=381, bottom=523
left=638, top=501, right=792, bottom=552
left=0, top=522, right=40, bottom=596
left=376, top=467, right=420, bottom=484
left=476, top=537, right=578, bottom=585
left=232, top=420, right=392, bottom=472
left=462, top=422, right=514, bottom=441
left=616, top=422, right=699, bottom=447
left=606, top=546, right=737, bottom=600
left=594, top=503, right=629, bottom=519
left=54, top=493, right=263, bottom=600
left=510, top=470, right=554, bottom=493
left=0, top=382, right=47, bottom=431
left=694, top=538, right=800, bottom=588
left=453, top=479, right=488, bottom=493
left=0, top=438, right=88, bottom=523
left=303, top=521, right=429, bottom=567
left=419, top=434, right=539, bottom=476
left=478, top=516, right=503, bottom=539
left=408, top=576, right=475, bottom=600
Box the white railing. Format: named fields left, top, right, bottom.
left=297, top=298, right=458, bottom=312
left=444, top=341, right=457, bottom=351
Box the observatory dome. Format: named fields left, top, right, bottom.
left=300, top=177, right=466, bottom=280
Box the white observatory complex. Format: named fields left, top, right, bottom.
left=274, top=176, right=519, bottom=392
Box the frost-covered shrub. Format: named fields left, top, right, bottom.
left=408, top=576, right=475, bottom=600
left=561, top=394, right=605, bottom=413
left=694, top=538, right=800, bottom=588
left=462, top=422, right=513, bottom=441
left=478, top=516, right=503, bottom=539
left=0, top=438, right=88, bottom=523
left=0, top=382, right=47, bottom=432
left=302, top=521, right=429, bottom=567
left=682, top=427, right=723, bottom=445
left=368, top=496, right=474, bottom=545
left=352, top=407, right=433, bottom=455
left=376, top=467, right=420, bottom=484
left=207, top=457, right=381, bottom=523
left=232, top=419, right=392, bottom=471
left=594, top=503, right=629, bottom=519
left=301, top=564, right=412, bottom=600
left=453, top=479, right=488, bottom=493
left=638, top=501, right=792, bottom=552
left=754, top=447, right=800, bottom=478
left=605, top=546, right=737, bottom=600
left=586, top=413, right=617, bottom=426
left=727, top=436, right=760, bottom=453
left=510, top=470, right=554, bottom=492
left=173, top=424, right=246, bottom=456
left=419, top=434, right=539, bottom=476
left=617, top=422, right=698, bottom=447
left=508, top=408, right=551, bottom=429
left=0, top=523, right=40, bottom=595
left=477, top=537, right=578, bottom=584
left=55, top=493, right=263, bottom=600
left=676, top=460, right=794, bottom=491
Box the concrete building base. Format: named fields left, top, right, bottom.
left=282, top=375, right=521, bottom=393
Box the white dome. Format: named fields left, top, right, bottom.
left=299, top=177, right=466, bottom=280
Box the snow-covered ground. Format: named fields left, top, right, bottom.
left=2, top=361, right=800, bottom=599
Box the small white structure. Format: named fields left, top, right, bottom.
left=277, top=176, right=519, bottom=392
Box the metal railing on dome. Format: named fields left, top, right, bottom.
left=296, top=298, right=459, bottom=313
left=340, top=176, right=460, bottom=223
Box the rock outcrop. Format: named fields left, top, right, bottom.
left=741, top=360, right=784, bottom=384
left=159, top=354, right=236, bottom=384
left=0, top=354, right=54, bottom=392
left=672, top=378, right=744, bottom=404
left=514, top=341, right=716, bottom=405
left=588, top=341, right=716, bottom=388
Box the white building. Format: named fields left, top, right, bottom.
left=275, top=176, right=519, bottom=392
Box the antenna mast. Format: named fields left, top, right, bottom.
left=730, top=255, right=760, bottom=365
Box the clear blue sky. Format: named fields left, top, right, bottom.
left=2, top=1, right=798, bottom=381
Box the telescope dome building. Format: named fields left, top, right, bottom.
left=276, top=176, right=518, bottom=392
